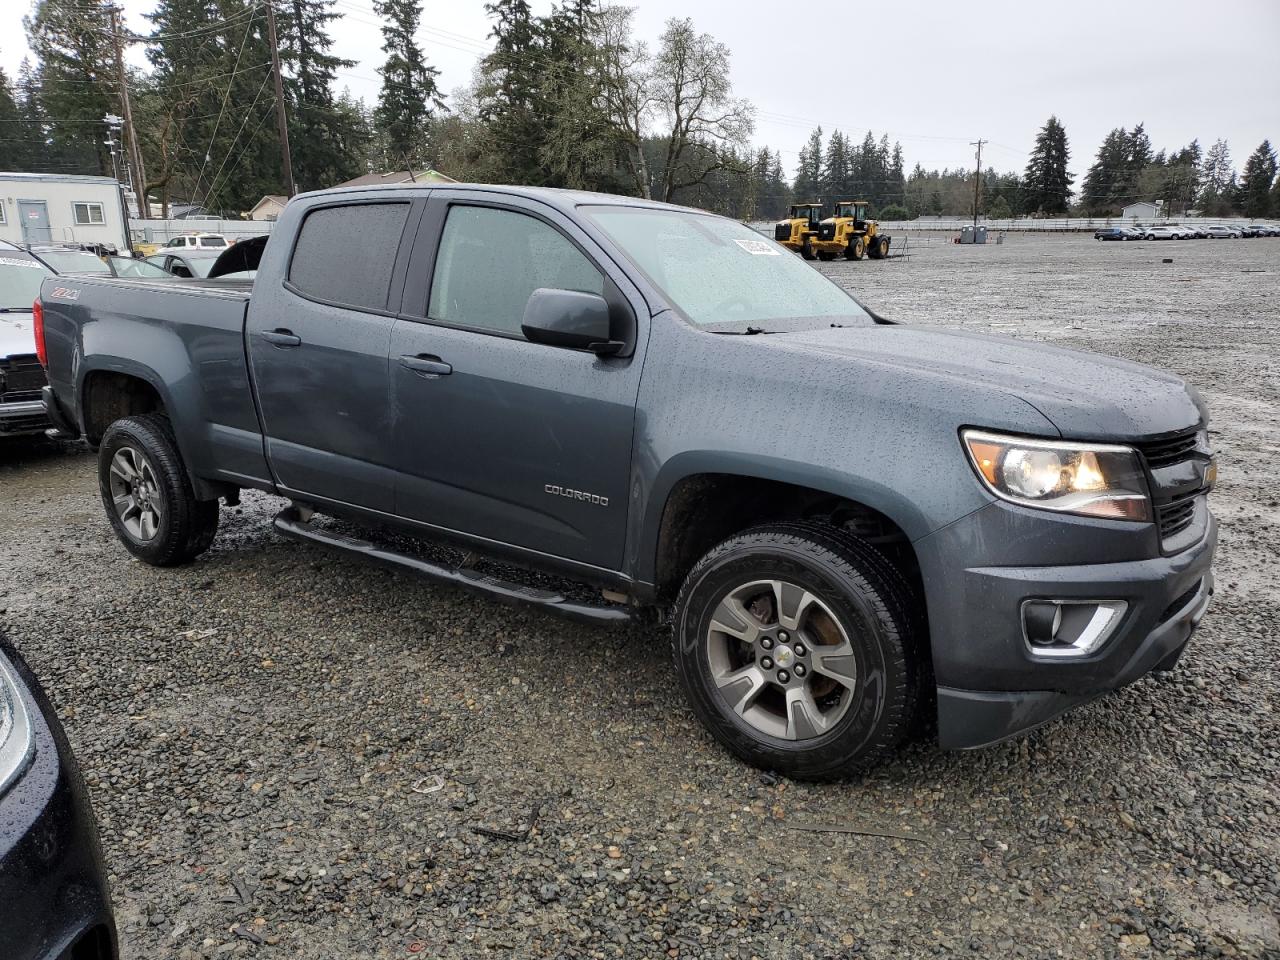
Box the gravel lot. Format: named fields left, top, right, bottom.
left=2, top=234, right=1277, bottom=959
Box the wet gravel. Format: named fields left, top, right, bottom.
left=1, top=234, right=1277, bottom=958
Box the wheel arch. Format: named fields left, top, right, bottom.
left=78, top=358, right=225, bottom=501
left=636, top=456, right=932, bottom=607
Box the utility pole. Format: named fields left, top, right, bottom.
left=109, top=4, right=148, bottom=219
left=264, top=1, right=296, bottom=198
left=970, top=139, right=987, bottom=227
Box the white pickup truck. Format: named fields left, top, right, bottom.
left=0, top=244, right=53, bottom=436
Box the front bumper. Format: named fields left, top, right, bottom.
left=0, top=643, right=117, bottom=960
left=918, top=500, right=1217, bottom=749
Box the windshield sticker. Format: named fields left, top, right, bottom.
left=0, top=257, right=44, bottom=269
left=732, top=238, right=781, bottom=256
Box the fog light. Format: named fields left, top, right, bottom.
left=1021, top=599, right=1127, bottom=658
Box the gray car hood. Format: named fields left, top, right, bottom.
left=0, top=311, right=36, bottom=360
left=775, top=324, right=1205, bottom=440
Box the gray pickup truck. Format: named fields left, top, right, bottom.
left=37, top=185, right=1217, bottom=779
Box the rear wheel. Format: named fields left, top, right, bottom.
left=845, top=237, right=866, bottom=260
left=872, top=236, right=891, bottom=259
left=98, top=413, right=219, bottom=566
left=800, top=238, right=816, bottom=261
left=672, top=522, right=921, bottom=780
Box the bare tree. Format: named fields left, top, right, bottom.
left=598, top=6, right=656, bottom=198
left=651, top=18, right=753, bottom=203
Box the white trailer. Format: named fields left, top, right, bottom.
left=0, top=172, right=131, bottom=252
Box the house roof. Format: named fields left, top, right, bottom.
left=255, top=195, right=288, bottom=206
left=333, top=169, right=456, bottom=188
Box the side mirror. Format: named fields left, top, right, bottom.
left=521, top=287, right=623, bottom=355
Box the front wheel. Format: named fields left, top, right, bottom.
left=98, top=413, right=219, bottom=566
left=800, top=238, right=816, bottom=261
left=845, top=237, right=866, bottom=260
left=672, top=522, right=921, bottom=780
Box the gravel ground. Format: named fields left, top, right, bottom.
left=1, top=234, right=1277, bottom=959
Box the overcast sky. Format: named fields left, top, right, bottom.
left=3, top=0, right=1278, bottom=181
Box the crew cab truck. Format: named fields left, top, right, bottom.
left=37, top=185, right=1217, bottom=780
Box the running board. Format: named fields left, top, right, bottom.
left=272, top=507, right=634, bottom=626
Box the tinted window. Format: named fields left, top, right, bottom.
left=198, top=236, right=227, bottom=247
left=428, top=205, right=603, bottom=336
left=290, top=202, right=410, bottom=311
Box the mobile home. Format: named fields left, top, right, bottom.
left=0, top=172, right=130, bottom=251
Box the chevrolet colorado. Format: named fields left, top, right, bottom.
left=37, top=185, right=1217, bottom=779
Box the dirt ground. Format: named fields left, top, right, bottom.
left=1, top=233, right=1277, bottom=959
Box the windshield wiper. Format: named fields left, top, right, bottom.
left=711, top=325, right=769, bottom=335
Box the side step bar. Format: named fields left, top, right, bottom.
left=272, top=506, right=634, bottom=626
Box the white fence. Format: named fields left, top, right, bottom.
left=750, top=215, right=1264, bottom=236
left=128, top=218, right=276, bottom=245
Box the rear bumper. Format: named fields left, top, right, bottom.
left=0, top=399, right=49, bottom=436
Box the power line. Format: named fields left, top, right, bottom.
left=190, top=3, right=262, bottom=203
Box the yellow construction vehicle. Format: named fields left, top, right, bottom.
left=810, top=200, right=891, bottom=261
left=773, top=203, right=824, bottom=259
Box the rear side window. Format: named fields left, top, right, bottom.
left=199, top=236, right=226, bottom=247
left=290, top=202, right=410, bottom=311
left=427, top=205, right=602, bottom=336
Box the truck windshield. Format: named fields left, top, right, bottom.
left=0, top=257, right=52, bottom=311
left=35, top=250, right=111, bottom=275
left=583, top=207, right=873, bottom=329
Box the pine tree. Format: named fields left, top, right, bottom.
left=478, top=0, right=544, bottom=183
left=373, top=0, right=444, bottom=169
left=1162, top=140, right=1200, bottom=215
left=1238, top=140, right=1276, bottom=218
left=0, top=67, right=31, bottom=171
left=1081, top=127, right=1127, bottom=214
left=24, top=0, right=118, bottom=176
left=792, top=127, right=822, bottom=201
left=1023, top=115, right=1072, bottom=215
left=1198, top=139, right=1235, bottom=215
left=278, top=0, right=367, bottom=189
left=820, top=130, right=849, bottom=202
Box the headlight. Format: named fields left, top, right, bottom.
left=962, top=429, right=1152, bottom=521
left=0, top=656, right=35, bottom=798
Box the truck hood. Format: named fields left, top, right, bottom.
left=0, top=311, right=36, bottom=359
left=777, top=324, right=1205, bottom=440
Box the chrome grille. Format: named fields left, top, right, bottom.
left=0, top=354, right=46, bottom=402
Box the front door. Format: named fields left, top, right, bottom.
left=18, top=201, right=51, bottom=244
left=246, top=197, right=418, bottom=513
left=388, top=196, right=647, bottom=571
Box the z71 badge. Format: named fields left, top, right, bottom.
left=49, top=286, right=82, bottom=301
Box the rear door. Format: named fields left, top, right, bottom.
left=246, top=197, right=420, bottom=512
left=386, top=193, right=648, bottom=571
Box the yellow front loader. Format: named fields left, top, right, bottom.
left=810, top=200, right=891, bottom=261
left=773, top=203, right=824, bottom=260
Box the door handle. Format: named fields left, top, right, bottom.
left=399, top=354, right=452, bottom=377
left=261, top=329, right=302, bottom=347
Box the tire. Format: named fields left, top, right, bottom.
left=672, top=521, right=922, bottom=780
left=845, top=237, right=865, bottom=260
left=800, top=238, right=816, bottom=261
left=816, top=251, right=835, bottom=261
left=98, top=413, right=219, bottom=567
left=1146, top=234, right=1156, bottom=240
left=875, top=236, right=890, bottom=259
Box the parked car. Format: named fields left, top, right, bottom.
left=143, top=249, right=227, bottom=278
left=1241, top=224, right=1276, bottom=237
left=1143, top=225, right=1184, bottom=240
left=0, top=248, right=54, bottom=437
left=26, top=245, right=112, bottom=276
left=1121, top=227, right=1145, bottom=240
left=104, top=256, right=173, bottom=279
left=37, top=185, right=1217, bottom=779
left=1205, top=225, right=1242, bottom=239
left=162, top=233, right=230, bottom=250
left=0, top=635, right=118, bottom=959
left=1093, top=227, right=1130, bottom=241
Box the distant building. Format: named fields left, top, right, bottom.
left=248, top=195, right=289, bottom=221
left=1120, top=201, right=1162, bottom=220
left=334, top=169, right=457, bottom=189
left=0, top=172, right=130, bottom=250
